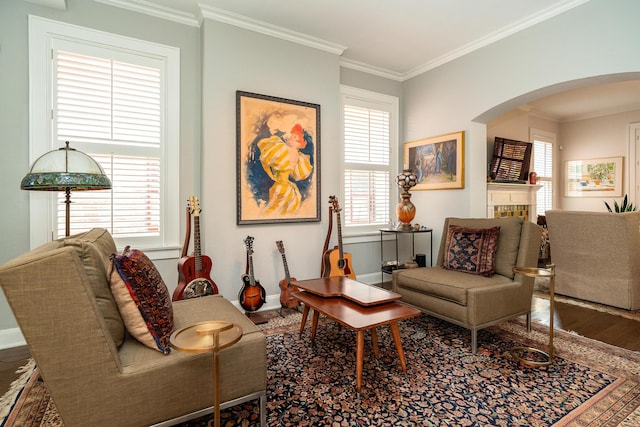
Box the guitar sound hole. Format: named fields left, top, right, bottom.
left=338, top=259, right=345, bottom=269
left=183, top=278, right=215, bottom=299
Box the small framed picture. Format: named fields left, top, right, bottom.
left=565, top=156, right=623, bottom=197
left=404, top=131, right=464, bottom=190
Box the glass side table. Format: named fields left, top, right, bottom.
left=511, top=264, right=555, bottom=367
left=170, top=321, right=243, bottom=427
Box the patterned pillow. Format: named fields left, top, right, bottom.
left=109, top=246, right=174, bottom=354
left=443, top=226, right=501, bottom=277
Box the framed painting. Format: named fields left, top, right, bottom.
left=236, top=91, right=321, bottom=224
left=403, top=131, right=464, bottom=190
left=565, top=156, right=623, bottom=197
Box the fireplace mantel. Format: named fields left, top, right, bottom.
left=487, top=182, right=542, bottom=222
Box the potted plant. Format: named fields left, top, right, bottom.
left=604, top=194, right=637, bottom=212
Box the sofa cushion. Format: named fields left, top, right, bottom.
left=440, top=217, right=523, bottom=279
left=443, top=226, right=500, bottom=276
left=110, top=247, right=174, bottom=354
left=395, top=267, right=513, bottom=305
left=63, top=228, right=125, bottom=347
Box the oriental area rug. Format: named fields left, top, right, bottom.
left=2, top=311, right=640, bottom=426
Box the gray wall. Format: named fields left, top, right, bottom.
left=402, top=0, right=640, bottom=252
left=0, top=0, right=202, bottom=337
left=2, top=0, right=640, bottom=345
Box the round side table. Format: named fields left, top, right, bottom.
left=170, top=321, right=243, bottom=427
left=511, top=264, right=555, bottom=367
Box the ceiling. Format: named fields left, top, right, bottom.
left=75, top=1, right=640, bottom=120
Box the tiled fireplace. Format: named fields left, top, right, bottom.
left=487, top=182, right=542, bottom=223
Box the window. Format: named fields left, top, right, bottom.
left=29, top=16, right=179, bottom=253
left=531, top=129, right=555, bottom=216
left=341, top=86, right=398, bottom=233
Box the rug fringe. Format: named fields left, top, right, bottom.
left=0, top=358, right=36, bottom=424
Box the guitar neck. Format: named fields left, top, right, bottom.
left=281, top=253, right=292, bottom=283
left=336, top=210, right=345, bottom=260
left=193, top=216, right=202, bottom=272
left=248, top=253, right=256, bottom=286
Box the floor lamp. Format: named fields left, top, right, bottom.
left=21, top=141, right=112, bottom=237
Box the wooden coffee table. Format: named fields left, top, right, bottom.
left=293, top=277, right=420, bottom=392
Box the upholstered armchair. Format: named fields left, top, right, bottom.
left=545, top=209, right=640, bottom=310
left=0, top=229, right=266, bottom=427
left=392, top=217, right=542, bottom=353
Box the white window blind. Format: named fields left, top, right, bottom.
left=342, top=87, right=398, bottom=230
left=533, top=137, right=554, bottom=216
left=54, top=50, right=162, bottom=238
left=29, top=16, right=180, bottom=252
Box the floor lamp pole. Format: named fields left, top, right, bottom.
left=64, top=187, right=71, bottom=237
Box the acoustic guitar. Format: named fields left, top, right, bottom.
left=322, top=195, right=356, bottom=279
left=239, top=236, right=267, bottom=312
left=276, top=240, right=300, bottom=310
left=173, top=196, right=218, bottom=301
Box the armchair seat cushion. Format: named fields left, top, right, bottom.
left=396, top=266, right=513, bottom=305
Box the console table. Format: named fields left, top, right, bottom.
left=379, top=227, right=432, bottom=283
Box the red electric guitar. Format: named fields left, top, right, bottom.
left=276, top=240, right=300, bottom=311
left=173, top=196, right=218, bottom=300
left=322, top=196, right=356, bottom=279
left=239, top=236, right=267, bottom=312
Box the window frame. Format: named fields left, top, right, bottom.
left=530, top=128, right=556, bottom=216
left=340, top=85, right=399, bottom=239
left=28, top=15, right=180, bottom=257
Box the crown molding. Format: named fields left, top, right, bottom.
left=522, top=102, right=640, bottom=123
left=23, top=0, right=67, bottom=10
left=339, top=58, right=403, bottom=82
left=199, top=4, right=346, bottom=56
left=404, top=0, right=591, bottom=80
left=95, top=0, right=200, bottom=27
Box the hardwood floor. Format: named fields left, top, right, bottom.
left=1, top=297, right=639, bottom=400
left=531, top=296, right=640, bottom=351
left=0, top=344, right=31, bottom=397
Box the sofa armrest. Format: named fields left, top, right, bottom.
left=0, top=246, right=123, bottom=386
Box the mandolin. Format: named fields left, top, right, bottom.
left=173, top=196, right=218, bottom=301
left=276, top=240, right=300, bottom=310
left=239, top=236, right=267, bottom=312
left=322, top=195, right=356, bottom=279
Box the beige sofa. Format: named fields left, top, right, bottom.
left=0, top=228, right=266, bottom=427
left=392, top=217, right=542, bottom=353
left=545, top=209, right=640, bottom=310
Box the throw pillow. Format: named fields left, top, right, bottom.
left=443, top=226, right=500, bottom=277
left=110, top=246, right=174, bottom=354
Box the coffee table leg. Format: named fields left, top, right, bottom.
left=311, top=310, right=319, bottom=342
left=390, top=322, right=407, bottom=372
left=370, top=328, right=379, bottom=359
left=356, top=330, right=364, bottom=393
left=299, top=305, right=310, bottom=338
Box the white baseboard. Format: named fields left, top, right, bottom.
left=0, top=327, right=26, bottom=350
left=0, top=274, right=383, bottom=350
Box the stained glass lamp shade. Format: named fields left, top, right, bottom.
left=21, top=141, right=111, bottom=236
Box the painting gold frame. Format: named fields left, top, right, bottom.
left=236, top=91, right=321, bottom=224
left=403, top=131, right=464, bottom=190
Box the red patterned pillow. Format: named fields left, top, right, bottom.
left=443, top=226, right=500, bottom=277
left=110, top=246, right=174, bottom=354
